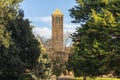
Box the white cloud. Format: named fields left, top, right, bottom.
left=64, top=23, right=80, bottom=29
left=64, top=29, right=75, bottom=33
left=28, top=16, right=51, bottom=23
left=32, top=27, right=51, bottom=39
left=32, top=23, right=79, bottom=39
left=30, top=16, right=80, bottom=39
left=38, top=16, right=51, bottom=23
left=64, top=23, right=80, bottom=34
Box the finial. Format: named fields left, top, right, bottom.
left=52, top=9, right=63, bottom=15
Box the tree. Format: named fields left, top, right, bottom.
left=33, top=33, right=68, bottom=79
left=67, top=0, right=120, bottom=79
left=34, top=33, right=52, bottom=50
left=64, top=32, right=73, bottom=47
left=49, top=51, right=67, bottom=79
left=31, top=53, right=52, bottom=80
left=12, top=10, right=40, bottom=69
left=0, top=0, right=41, bottom=79
left=70, top=0, right=120, bottom=23
left=30, top=37, right=52, bottom=80
left=0, top=0, right=25, bottom=79
left=33, top=32, right=69, bottom=78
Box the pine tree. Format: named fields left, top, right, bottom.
left=67, top=0, right=120, bottom=79
left=12, top=10, right=40, bottom=69
left=0, top=0, right=41, bottom=79
left=31, top=38, right=52, bottom=80
left=0, top=0, right=25, bottom=79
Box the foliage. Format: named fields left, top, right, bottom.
left=67, top=0, right=120, bottom=78
left=12, top=10, right=40, bottom=69
left=31, top=53, right=52, bottom=80
left=73, top=77, right=120, bottom=80
left=64, top=32, right=72, bottom=47
left=0, top=0, right=41, bottom=79
left=49, top=51, right=67, bottom=78
left=70, top=0, right=120, bottom=23
left=0, top=0, right=24, bottom=79
left=33, top=31, right=70, bottom=78
left=31, top=38, right=52, bottom=80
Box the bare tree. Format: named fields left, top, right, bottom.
left=64, top=32, right=73, bottom=47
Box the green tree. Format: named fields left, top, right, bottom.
left=0, top=0, right=24, bottom=79
left=49, top=51, right=67, bottom=79
left=31, top=53, right=52, bottom=80
left=67, top=0, right=120, bottom=79
left=33, top=32, right=68, bottom=79
left=0, top=0, right=41, bottom=79
left=30, top=38, right=52, bottom=80
left=70, top=0, right=120, bottom=23
left=12, top=10, right=40, bottom=69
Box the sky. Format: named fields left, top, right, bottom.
left=20, top=0, right=79, bottom=39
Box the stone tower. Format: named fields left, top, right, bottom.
left=52, top=9, right=63, bottom=51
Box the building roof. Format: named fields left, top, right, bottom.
left=52, top=9, right=63, bottom=15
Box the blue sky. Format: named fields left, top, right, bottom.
left=20, top=0, right=79, bottom=38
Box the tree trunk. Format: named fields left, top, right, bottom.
left=56, top=76, right=58, bottom=80
left=83, top=76, right=86, bottom=80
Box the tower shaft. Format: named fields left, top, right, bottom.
left=52, top=9, right=63, bottom=51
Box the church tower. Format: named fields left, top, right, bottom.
left=52, top=9, right=63, bottom=51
